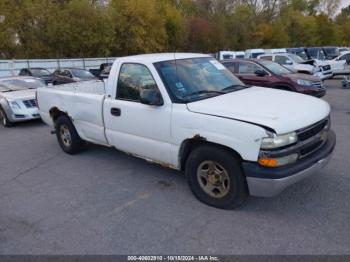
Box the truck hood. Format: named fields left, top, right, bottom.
left=186, top=87, right=330, bottom=134
left=299, top=59, right=316, bottom=66
left=313, top=59, right=330, bottom=66
left=294, top=63, right=314, bottom=71
left=1, top=89, right=36, bottom=100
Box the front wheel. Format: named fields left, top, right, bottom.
left=55, top=115, right=85, bottom=154
left=185, top=145, right=248, bottom=209
left=0, top=108, right=12, bottom=127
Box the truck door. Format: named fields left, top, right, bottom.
left=103, top=63, right=172, bottom=165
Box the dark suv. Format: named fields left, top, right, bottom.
left=222, top=59, right=326, bottom=98
left=52, top=68, right=97, bottom=85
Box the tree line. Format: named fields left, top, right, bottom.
left=0, top=0, right=349, bottom=59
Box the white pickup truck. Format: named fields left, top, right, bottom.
left=37, top=53, right=336, bottom=209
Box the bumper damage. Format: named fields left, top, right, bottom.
left=243, top=130, right=336, bottom=197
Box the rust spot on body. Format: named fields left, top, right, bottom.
left=193, top=134, right=207, bottom=141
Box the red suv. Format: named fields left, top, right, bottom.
left=222, top=59, right=326, bottom=97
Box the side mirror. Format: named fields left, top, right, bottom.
left=140, top=88, right=164, bottom=106
left=255, top=69, right=267, bottom=77
left=285, top=60, right=293, bottom=65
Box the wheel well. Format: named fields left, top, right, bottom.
left=179, top=138, right=243, bottom=171
left=49, top=107, right=67, bottom=122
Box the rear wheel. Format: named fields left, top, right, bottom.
left=185, top=145, right=248, bottom=209
left=55, top=115, right=84, bottom=154
left=0, top=108, right=12, bottom=127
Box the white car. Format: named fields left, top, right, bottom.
left=37, top=53, right=336, bottom=209
left=334, top=51, right=350, bottom=65
left=331, top=52, right=350, bottom=76
left=258, top=53, right=333, bottom=80
left=245, top=49, right=265, bottom=58
left=339, top=47, right=350, bottom=55
left=217, top=51, right=245, bottom=60
left=326, top=59, right=347, bottom=76
left=0, top=76, right=45, bottom=127
left=264, top=48, right=287, bottom=54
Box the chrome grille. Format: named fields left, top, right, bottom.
left=296, top=117, right=330, bottom=157
left=297, top=117, right=329, bottom=141
left=322, top=65, right=331, bottom=71
left=312, top=81, right=326, bottom=91
left=260, top=117, right=331, bottom=160
left=23, top=99, right=37, bottom=108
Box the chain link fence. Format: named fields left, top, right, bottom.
left=0, top=57, right=117, bottom=77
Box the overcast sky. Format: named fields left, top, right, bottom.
left=340, top=0, right=350, bottom=9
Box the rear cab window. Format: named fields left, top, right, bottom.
left=260, top=56, right=273, bottom=61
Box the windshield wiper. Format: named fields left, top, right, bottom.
left=184, top=90, right=225, bottom=98
left=221, top=84, right=247, bottom=93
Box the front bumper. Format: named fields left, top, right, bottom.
left=301, top=89, right=326, bottom=98
left=332, top=69, right=350, bottom=76
left=7, top=109, right=41, bottom=122
left=243, top=130, right=336, bottom=197
left=315, top=71, right=333, bottom=80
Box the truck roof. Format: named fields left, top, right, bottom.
left=119, top=53, right=211, bottom=63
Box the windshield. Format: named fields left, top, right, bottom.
left=288, top=53, right=305, bottom=63
left=154, top=57, right=246, bottom=103
left=323, top=47, right=338, bottom=56
left=308, top=48, right=326, bottom=60
left=31, top=68, right=51, bottom=77
left=71, top=69, right=95, bottom=79
left=1, top=79, right=45, bottom=91
left=293, top=51, right=308, bottom=60
left=252, top=52, right=265, bottom=58
left=259, top=60, right=293, bottom=75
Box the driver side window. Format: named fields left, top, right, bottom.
left=117, top=63, right=159, bottom=102
left=238, top=62, right=263, bottom=74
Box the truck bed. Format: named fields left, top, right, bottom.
left=50, top=80, right=106, bottom=94
left=38, top=80, right=109, bottom=145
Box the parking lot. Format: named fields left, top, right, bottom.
left=0, top=79, right=349, bottom=255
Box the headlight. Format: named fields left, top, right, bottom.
left=9, top=101, right=21, bottom=110
left=296, top=79, right=314, bottom=86
left=261, top=132, right=298, bottom=149
left=313, top=66, right=321, bottom=73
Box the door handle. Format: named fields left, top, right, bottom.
left=111, top=107, right=121, bottom=116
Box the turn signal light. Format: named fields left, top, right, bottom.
left=258, top=154, right=299, bottom=168
left=258, top=158, right=278, bottom=167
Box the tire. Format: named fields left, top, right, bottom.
left=0, top=108, right=12, bottom=127
left=55, top=115, right=84, bottom=154
left=185, top=145, right=248, bottom=209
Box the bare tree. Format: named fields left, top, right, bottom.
left=316, top=0, right=341, bottom=16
